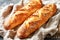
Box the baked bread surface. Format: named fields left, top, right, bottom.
left=17, top=4, right=57, bottom=38
left=3, top=0, right=43, bottom=30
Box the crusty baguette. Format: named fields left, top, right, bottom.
left=17, top=4, right=57, bottom=38
left=3, top=0, right=43, bottom=30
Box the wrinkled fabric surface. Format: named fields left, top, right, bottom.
left=0, top=0, right=60, bottom=40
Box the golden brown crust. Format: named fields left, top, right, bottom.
left=17, top=4, right=57, bottom=38
left=3, top=0, right=43, bottom=30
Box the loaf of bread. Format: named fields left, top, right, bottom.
left=17, top=4, right=57, bottom=38
left=3, top=0, right=43, bottom=30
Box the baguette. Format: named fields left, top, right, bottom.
left=17, top=4, right=57, bottom=38
left=3, top=0, right=43, bottom=30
